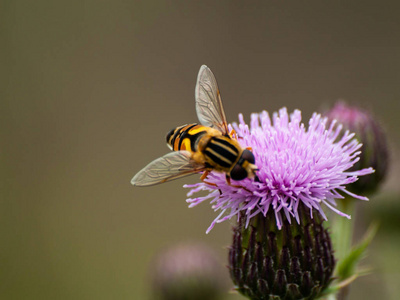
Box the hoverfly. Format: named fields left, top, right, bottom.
left=131, top=65, right=258, bottom=187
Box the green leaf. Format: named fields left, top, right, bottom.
left=336, top=222, right=379, bottom=280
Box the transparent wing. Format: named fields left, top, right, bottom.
left=131, top=151, right=206, bottom=187
left=195, top=65, right=229, bottom=135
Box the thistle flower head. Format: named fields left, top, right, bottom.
left=185, top=108, right=374, bottom=233
left=229, top=204, right=335, bottom=300
left=324, top=101, right=389, bottom=194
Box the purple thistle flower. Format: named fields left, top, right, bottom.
left=185, top=108, right=374, bottom=233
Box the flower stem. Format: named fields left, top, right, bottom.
left=335, top=198, right=355, bottom=262
left=326, top=294, right=337, bottom=300
left=333, top=197, right=356, bottom=300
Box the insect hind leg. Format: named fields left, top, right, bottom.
left=200, top=172, right=253, bottom=193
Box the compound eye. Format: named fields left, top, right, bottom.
left=230, top=164, right=248, bottom=181
left=241, top=149, right=255, bottom=164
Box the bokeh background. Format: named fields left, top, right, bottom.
left=2, top=1, right=400, bottom=299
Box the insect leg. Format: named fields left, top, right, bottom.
left=200, top=170, right=218, bottom=187
left=229, top=129, right=238, bottom=139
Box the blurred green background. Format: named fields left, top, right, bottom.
left=2, top=1, right=400, bottom=299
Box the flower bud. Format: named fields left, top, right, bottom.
left=150, top=243, right=226, bottom=300
left=325, top=101, right=388, bottom=194
left=229, top=205, right=335, bottom=300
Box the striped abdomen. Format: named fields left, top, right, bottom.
left=166, top=123, right=208, bottom=152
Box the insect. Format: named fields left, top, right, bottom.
left=131, top=65, right=258, bottom=187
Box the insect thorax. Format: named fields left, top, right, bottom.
left=202, top=136, right=241, bottom=172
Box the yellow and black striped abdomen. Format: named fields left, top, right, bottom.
left=166, top=124, right=243, bottom=173
left=203, top=136, right=241, bottom=171
left=166, top=123, right=209, bottom=152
